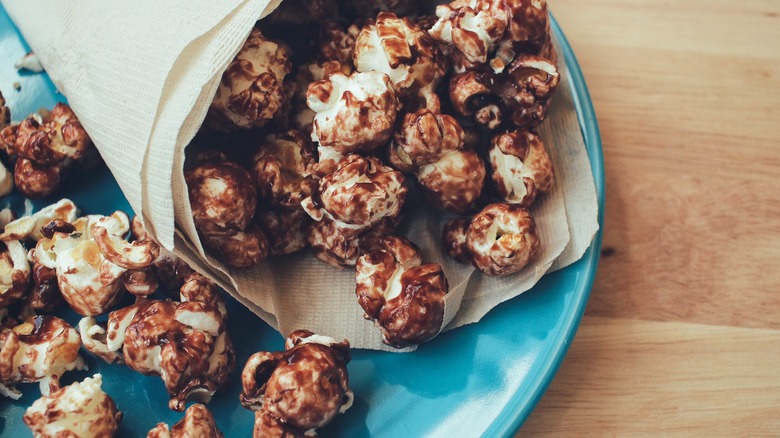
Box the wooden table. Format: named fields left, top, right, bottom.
left=520, top=0, right=780, bottom=435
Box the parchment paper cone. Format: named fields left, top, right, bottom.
left=2, top=0, right=598, bottom=351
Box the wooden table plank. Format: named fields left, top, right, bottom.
left=551, top=0, right=780, bottom=329
left=521, top=317, right=780, bottom=436
left=521, top=0, right=780, bottom=434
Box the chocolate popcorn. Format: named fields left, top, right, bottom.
left=302, top=155, right=407, bottom=237
left=441, top=217, right=471, bottom=263
left=12, top=158, right=64, bottom=199
left=355, top=236, right=448, bottom=348
left=389, top=110, right=464, bottom=172
left=147, top=403, right=223, bottom=438
left=204, top=224, right=269, bottom=268
left=466, top=202, right=540, bottom=276
left=255, top=207, right=311, bottom=256
left=0, top=199, right=78, bottom=242
left=418, top=149, right=486, bottom=214
left=449, top=54, right=559, bottom=129
left=252, top=129, right=318, bottom=210
left=353, top=12, right=446, bottom=111
left=307, top=71, right=400, bottom=158
left=0, top=104, right=95, bottom=198
left=25, top=260, right=65, bottom=312
left=0, top=239, right=31, bottom=308
left=307, top=216, right=395, bottom=268
left=240, top=330, right=353, bottom=436
left=489, top=129, right=553, bottom=206
left=11, top=103, right=92, bottom=164
left=23, top=374, right=122, bottom=438
left=208, top=28, right=292, bottom=130
left=185, top=154, right=257, bottom=238
left=79, top=297, right=234, bottom=411
left=430, top=0, right=552, bottom=73
left=0, top=315, right=86, bottom=400
left=34, top=212, right=152, bottom=316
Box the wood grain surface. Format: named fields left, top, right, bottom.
left=520, top=0, right=780, bottom=435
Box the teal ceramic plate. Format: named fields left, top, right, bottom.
left=0, top=8, right=603, bottom=438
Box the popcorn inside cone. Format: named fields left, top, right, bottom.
left=178, top=0, right=562, bottom=349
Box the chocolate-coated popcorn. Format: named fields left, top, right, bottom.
left=147, top=403, right=223, bottom=438
left=417, top=149, right=486, bottom=213
left=0, top=239, right=30, bottom=308
left=353, top=12, right=446, bottom=111
left=430, top=0, right=551, bottom=73
left=449, top=54, right=559, bottom=129
left=441, top=217, right=471, bottom=263
left=208, top=28, right=292, bottom=130
left=0, top=315, right=86, bottom=400
left=389, top=109, right=464, bottom=172
left=466, top=202, right=539, bottom=276
left=318, top=21, right=362, bottom=65
left=240, top=330, right=353, bottom=436
left=23, top=374, right=122, bottom=438
left=204, top=224, right=269, bottom=268
left=355, top=236, right=448, bottom=348
left=307, top=216, right=395, bottom=268
left=13, top=158, right=64, bottom=199
left=34, top=213, right=136, bottom=316
left=302, top=155, right=407, bottom=237
left=0, top=198, right=78, bottom=242
left=11, top=103, right=92, bottom=164
left=252, top=129, right=318, bottom=210
left=79, top=298, right=234, bottom=411
left=25, top=259, right=64, bottom=312
left=255, top=207, right=311, bottom=256
left=307, top=71, right=400, bottom=157
left=489, top=129, right=553, bottom=206
left=186, top=154, right=257, bottom=238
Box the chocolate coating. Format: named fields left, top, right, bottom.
left=355, top=236, right=448, bottom=348
left=240, top=330, right=353, bottom=436
left=466, top=202, right=540, bottom=276
left=489, top=129, right=553, bottom=207
left=186, top=157, right=257, bottom=238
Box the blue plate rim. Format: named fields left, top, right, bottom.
left=484, top=14, right=606, bottom=437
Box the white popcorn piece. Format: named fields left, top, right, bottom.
left=14, top=52, right=44, bottom=73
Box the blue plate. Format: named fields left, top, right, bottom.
left=0, top=8, right=604, bottom=438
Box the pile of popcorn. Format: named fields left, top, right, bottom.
left=0, top=1, right=562, bottom=435
left=187, top=0, right=560, bottom=348
left=0, top=198, right=242, bottom=436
